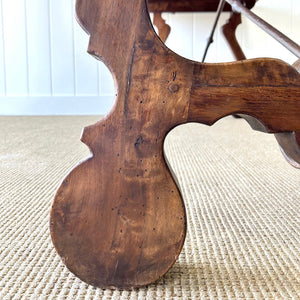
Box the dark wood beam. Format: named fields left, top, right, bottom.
left=148, top=0, right=232, bottom=12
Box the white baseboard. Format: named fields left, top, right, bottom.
left=0, top=96, right=115, bottom=115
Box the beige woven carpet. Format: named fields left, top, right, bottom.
left=0, top=116, right=299, bottom=299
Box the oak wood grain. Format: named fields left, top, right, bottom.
left=50, top=0, right=300, bottom=289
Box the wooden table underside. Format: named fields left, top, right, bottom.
left=148, top=0, right=233, bottom=12
left=148, top=0, right=255, bottom=54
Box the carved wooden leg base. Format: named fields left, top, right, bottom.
left=50, top=0, right=300, bottom=289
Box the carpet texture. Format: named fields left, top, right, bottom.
left=0, top=116, right=299, bottom=299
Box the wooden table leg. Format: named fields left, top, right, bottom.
left=153, top=12, right=171, bottom=42
left=50, top=0, right=300, bottom=289
left=222, top=12, right=246, bottom=60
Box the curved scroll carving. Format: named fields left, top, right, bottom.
left=50, top=0, right=300, bottom=289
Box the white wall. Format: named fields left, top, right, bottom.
left=0, top=0, right=299, bottom=115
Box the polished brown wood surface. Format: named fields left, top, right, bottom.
left=50, top=0, right=300, bottom=289
left=188, top=60, right=300, bottom=132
